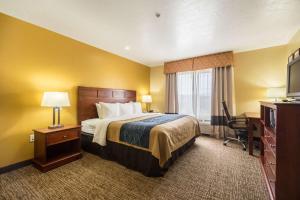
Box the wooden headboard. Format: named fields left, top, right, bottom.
left=77, top=86, right=136, bottom=124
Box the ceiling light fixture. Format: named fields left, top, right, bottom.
left=124, top=45, right=131, bottom=50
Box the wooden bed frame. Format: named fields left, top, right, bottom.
left=77, top=86, right=136, bottom=124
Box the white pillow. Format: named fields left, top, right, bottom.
left=119, top=102, right=134, bottom=116
left=95, top=103, right=102, bottom=118
left=132, top=102, right=142, bottom=114
left=98, top=102, right=119, bottom=118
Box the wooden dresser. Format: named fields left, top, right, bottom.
left=260, top=102, right=300, bottom=200
left=33, top=125, right=82, bottom=172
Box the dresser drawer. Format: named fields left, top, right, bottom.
left=264, top=128, right=276, bottom=143
left=264, top=147, right=276, bottom=175
left=47, top=129, right=79, bottom=146
left=263, top=162, right=276, bottom=197
left=264, top=129, right=276, bottom=153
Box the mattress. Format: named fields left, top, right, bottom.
left=81, top=114, right=201, bottom=167
left=81, top=118, right=99, bottom=134
left=81, top=132, right=196, bottom=176
left=81, top=114, right=200, bottom=176
left=100, top=114, right=200, bottom=167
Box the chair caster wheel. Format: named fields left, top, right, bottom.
left=223, top=142, right=227, bottom=146
left=243, top=148, right=246, bottom=151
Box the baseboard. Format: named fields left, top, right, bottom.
left=0, top=159, right=32, bottom=174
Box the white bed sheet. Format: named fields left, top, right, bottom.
left=81, top=118, right=100, bottom=134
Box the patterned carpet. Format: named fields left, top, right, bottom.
left=0, top=136, right=269, bottom=200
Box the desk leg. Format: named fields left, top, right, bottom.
left=248, top=119, right=253, bottom=156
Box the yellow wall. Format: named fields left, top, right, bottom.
left=150, top=46, right=288, bottom=115
left=234, top=45, right=287, bottom=114
left=150, top=66, right=165, bottom=112
left=150, top=29, right=300, bottom=115
left=0, top=13, right=150, bottom=167
left=235, top=29, right=300, bottom=114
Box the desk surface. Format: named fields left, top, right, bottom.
left=245, top=112, right=260, bottom=119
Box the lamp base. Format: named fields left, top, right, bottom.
left=48, top=124, right=64, bottom=129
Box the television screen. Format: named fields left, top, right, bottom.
left=288, top=59, right=300, bottom=95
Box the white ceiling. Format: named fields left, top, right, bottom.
left=1, top=0, right=300, bottom=67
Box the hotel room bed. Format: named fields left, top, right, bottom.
left=77, top=86, right=200, bottom=176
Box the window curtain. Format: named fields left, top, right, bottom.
left=211, top=65, right=234, bottom=138
left=165, top=73, right=178, bottom=113
left=177, top=69, right=212, bottom=122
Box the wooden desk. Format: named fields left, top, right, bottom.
left=245, top=112, right=260, bottom=156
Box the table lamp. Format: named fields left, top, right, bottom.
left=266, top=87, right=286, bottom=102
left=41, top=92, right=70, bottom=129
left=142, top=95, right=152, bottom=112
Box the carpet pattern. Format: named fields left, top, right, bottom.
left=0, top=136, right=269, bottom=200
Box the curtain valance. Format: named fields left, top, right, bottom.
left=164, top=51, right=233, bottom=74
left=164, top=58, right=193, bottom=73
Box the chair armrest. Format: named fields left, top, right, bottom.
left=228, top=119, right=248, bottom=127
left=232, top=116, right=247, bottom=120
left=235, top=119, right=248, bottom=122
left=232, top=116, right=248, bottom=122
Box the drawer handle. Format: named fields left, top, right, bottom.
left=270, top=144, right=276, bottom=148
left=63, top=135, right=67, bottom=139
left=269, top=162, right=275, bottom=165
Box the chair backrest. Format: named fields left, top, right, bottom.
left=222, top=101, right=232, bottom=121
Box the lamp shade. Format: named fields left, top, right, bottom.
left=41, top=92, right=70, bottom=107
left=142, top=95, right=152, bottom=103
left=266, top=87, right=286, bottom=98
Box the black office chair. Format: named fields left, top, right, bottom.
left=222, top=101, right=248, bottom=151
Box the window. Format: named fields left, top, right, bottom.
left=177, top=69, right=212, bottom=123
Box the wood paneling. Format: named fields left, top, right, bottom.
left=77, top=86, right=136, bottom=124
left=164, top=51, right=233, bottom=74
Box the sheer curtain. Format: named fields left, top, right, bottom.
left=177, top=69, right=212, bottom=123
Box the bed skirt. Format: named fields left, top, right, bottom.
left=81, top=132, right=196, bottom=177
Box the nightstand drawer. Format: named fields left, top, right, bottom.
left=47, top=129, right=79, bottom=146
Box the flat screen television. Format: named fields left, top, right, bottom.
left=287, top=56, right=300, bottom=100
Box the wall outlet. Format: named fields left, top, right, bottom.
left=29, top=134, right=34, bottom=143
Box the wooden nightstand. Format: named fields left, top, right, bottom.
left=32, top=125, right=82, bottom=172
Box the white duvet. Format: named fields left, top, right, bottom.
left=92, top=113, right=160, bottom=146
